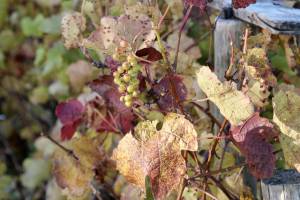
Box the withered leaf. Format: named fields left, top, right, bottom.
left=53, top=135, right=110, bottom=199
left=112, top=113, right=198, bottom=199
left=230, top=113, right=277, bottom=179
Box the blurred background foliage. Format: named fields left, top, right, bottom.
left=0, top=0, right=299, bottom=199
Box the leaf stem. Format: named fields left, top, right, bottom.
left=173, top=5, right=193, bottom=72
left=41, top=133, right=79, bottom=161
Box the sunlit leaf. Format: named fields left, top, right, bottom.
left=112, top=113, right=198, bottom=199
left=273, top=84, right=300, bottom=171
left=196, top=66, right=254, bottom=125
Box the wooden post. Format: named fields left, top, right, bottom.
left=212, top=17, right=245, bottom=122
left=261, top=170, right=300, bottom=200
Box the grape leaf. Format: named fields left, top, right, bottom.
left=136, top=47, right=163, bottom=62
left=67, top=60, right=95, bottom=92
left=153, top=74, right=188, bottom=112
left=61, top=12, right=86, bottom=49
left=55, top=99, right=85, bottom=140
left=196, top=66, right=254, bottom=125
left=273, top=84, right=300, bottom=171
left=230, top=113, right=277, bottom=179
left=112, top=113, right=198, bottom=200
left=21, top=158, right=51, bottom=189
left=53, top=135, right=111, bottom=199
left=82, top=13, right=155, bottom=56
left=89, top=75, right=135, bottom=133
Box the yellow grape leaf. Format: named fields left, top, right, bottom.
left=61, top=12, right=86, bottom=49
left=273, top=84, right=300, bottom=171
left=112, top=113, right=198, bottom=200
left=53, top=135, right=109, bottom=199
left=196, top=66, right=254, bottom=125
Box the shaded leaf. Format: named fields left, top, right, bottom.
left=55, top=99, right=85, bottom=140
left=90, top=75, right=135, bottom=133
left=136, top=47, right=162, bottom=62
left=230, top=113, right=277, bottom=179
left=196, top=66, right=254, bottom=125
left=153, top=74, right=188, bottom=112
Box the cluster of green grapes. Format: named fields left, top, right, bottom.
left=113, top=53, right=141, bottom=107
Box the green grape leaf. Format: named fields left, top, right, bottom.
left=20, top=158, right=51, bottom=189
left=112, top=113, right=198, bottom=200
left=273, top=84, right=300, bottom=171
left=196, top=66, right=255, bottom=125
left=21, top=14, right=45, bottom=37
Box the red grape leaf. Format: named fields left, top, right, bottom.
left=55, top=99, right=85, bottom=140
left=90, top=75, right=135, bottom=133
left=61, top=124, right=77, bottom=141
left=136, top=47, right=162, bottom=62
left=55, top=99, right=85, bottom=124
left=230, top=113, right=278, bottom=179
left=233, top=0, right=256, bottom=9
left=153, top=74, right=187, bottom=112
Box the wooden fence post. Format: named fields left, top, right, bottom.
left=212, top=17, right=245, bottom=123
left=261, top=170, right=300, bottom=200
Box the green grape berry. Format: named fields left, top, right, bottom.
left=127, top=54, right=136, bottom=63
left=118, top=85, right=126, bottom=93
left=124, top=95, right=132, bottom=102
left=123, top=74, right=131, bottom=82
left=113, top=71, right=120, bottom=77
left=125, top=100, right=132, bottom=107
left=120, top=96, right=125, bottom=102
left=112, top=53, right=119, bottom=61
left=122, top=62, right=130, bottom=70
left=127, top=85, right=137, bottom=93
left=132, top=91, right=139, bottom=97
left=114, top=77, right=121, bottom=85
left=117, top=66, right=124, bottom=73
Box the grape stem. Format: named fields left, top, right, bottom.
left=172, top=5, right=193, bottom=72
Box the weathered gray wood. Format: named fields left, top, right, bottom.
left=212, top=18, right=245, bottom=125
left=208, top=0, right=300, bottom=35
left=261, top=170, right=300, bottom=200
left=234, top=2, right=300, bottom=35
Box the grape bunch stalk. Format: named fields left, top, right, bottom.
left=113, top=42, right=141, bottom=107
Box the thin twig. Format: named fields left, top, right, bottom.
left=41, top=133, right=79, bottom=161
left=173, top=5, right=193, bottom=71
left=191, top=102, right=222, bottom=128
